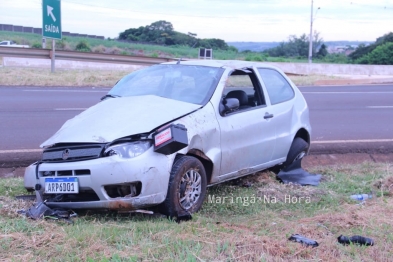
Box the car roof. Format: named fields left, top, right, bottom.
left=163, top=59, right=280, bottom=70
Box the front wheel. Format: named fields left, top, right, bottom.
left=160, top=156, right=207, bottom=218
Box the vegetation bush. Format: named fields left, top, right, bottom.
left=31, top=42, right=41, bottom=48
left=317, top=53, right=349, bottom=64
left=106, top=46, right=122, bottom=54
left=92, top=45, right=106, bottom=53
left=56, top=38, right=67, bottom=49
left=355, top=42, right=393, bottom=65
left=264, top=32, right=323, bottom=58
left=75, top=40, right=91, bottom=52
left=349, top=32, right=393, bottom=63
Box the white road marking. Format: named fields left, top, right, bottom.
left=0, top=149, right=43, bottom=154
left=367, top=106, right=393, bottom=109
left=55, top=108, right=87, bottom=111
left=24, top=89, right=108, bottom=93
left=312, top=139, right=393, bottom=144
left=303, top=92, right=393, bottom=94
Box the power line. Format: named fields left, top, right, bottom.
left=349, top=1, right=393, bottom=10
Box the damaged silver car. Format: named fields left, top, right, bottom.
left=24, top=60, right=311, bottom=217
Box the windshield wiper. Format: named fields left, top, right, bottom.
left=100, top=94, right=121, bottom=101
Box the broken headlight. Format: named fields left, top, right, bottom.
left=104, top=141, right=152, bottom=158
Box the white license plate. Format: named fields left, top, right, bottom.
left=45, top=177, right=79, bottom=194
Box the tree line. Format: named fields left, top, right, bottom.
left=262, top=32, right=327, bottom=59
left=118, top=20, right=237, bottom=51
left=262, top=31, right=393, bottom=65
left=348, top=32, right=393, bottom=65
left=118, top=20, right=392, bottom=65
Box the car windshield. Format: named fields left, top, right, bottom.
left=108, top=64, right=223, bottom=105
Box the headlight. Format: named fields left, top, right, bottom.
left=104, top=141, right=152, bottom=159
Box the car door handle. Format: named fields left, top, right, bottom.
left=264, top=113, right=274, bottom=119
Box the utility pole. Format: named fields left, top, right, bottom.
left=308, top=0, right=314, bottom=64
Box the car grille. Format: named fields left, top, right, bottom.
left=42, top=144, right=106, bottom=162
left=40, top=169, right=91, bottom=177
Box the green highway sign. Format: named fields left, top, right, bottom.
left=42, top=0, right=62, bottom=39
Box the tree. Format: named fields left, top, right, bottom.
left=147, top=20, right=174, bottom=32
left=316, top=44, right=328, bottom=58
left=263, top=32, right=323, bottom=58
left=117, top=21, right=229, bottom=50
left=349, top=32, right=393, bottom=61
left=357, top=42, right=393, bottom=65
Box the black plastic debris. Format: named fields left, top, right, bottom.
left=17, top=190, right=75, bottom=224
left=337, top=235, right=374, bottom=246
left=175, top=210, right=192, bottom=223
left=276, top=158, right=322, bottom=186
left=288, top=234, right=319, bottom=247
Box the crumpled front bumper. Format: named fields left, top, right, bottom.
left=24, top=150, right=172, bottom=210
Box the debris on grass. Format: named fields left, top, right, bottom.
left=337, top=235, right=374, bottom=246
left=277, top=159, right=322, bottom=186
left=288, top=234, right=319, bottom=247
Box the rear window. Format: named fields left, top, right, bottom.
left=258, top=68, right=294, bottom=105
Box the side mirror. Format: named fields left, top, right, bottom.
left=219, top=98, right=239, bottom=116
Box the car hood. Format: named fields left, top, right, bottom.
left=40, top=95, right=200, bottom=147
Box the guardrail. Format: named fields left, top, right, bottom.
left=0, top=46, right=176, bottom=66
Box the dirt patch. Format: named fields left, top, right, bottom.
left=302, top=153, right=393, bottom=169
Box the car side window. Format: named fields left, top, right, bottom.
left=221, top=69, right=265, bottom=114
left=258, top=68, right=294, bottom=105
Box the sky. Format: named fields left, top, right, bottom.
left=0, top=0, right=392, bottom=42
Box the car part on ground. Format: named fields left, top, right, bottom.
left=337, top=235, right=374, bottom=246
left=276, top=158, right=322, bottom=186
left=288, top=234, right=319, bottom=247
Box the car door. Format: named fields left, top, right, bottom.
left=257, top=67, right=296, bottom=161
left=217, top=68, right=277, bottom=181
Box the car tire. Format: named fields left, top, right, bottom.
left=160, top=156, right=207, bottom=218
left=284, top=137, right=309, bottom=167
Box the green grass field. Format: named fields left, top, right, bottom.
left=1, top=162, right=393, bottom=261
left=0, top=31, right=313, bottom=63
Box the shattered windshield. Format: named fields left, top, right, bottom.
left=108, top=64, right=223, bottom=105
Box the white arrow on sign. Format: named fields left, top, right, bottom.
left=47, top=5, right=56, bottom=22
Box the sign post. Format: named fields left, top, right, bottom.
left=42, top=0, right=61, bottom=72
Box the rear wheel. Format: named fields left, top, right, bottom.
left=284, top=137, right=309, bottom=167
left=160, top=156, right=207, bottom=218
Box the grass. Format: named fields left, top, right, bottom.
left=1, top=31, right=334, bottom=63
left=0, top=67, right=129, bottom=87
left=1, top=162, right=393, bottom=261
left=0, top=31, right=245, bottom=60
left=0, top=67, right=341, bottom=87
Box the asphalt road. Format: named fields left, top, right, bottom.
left=1, top=84, right=393, bottom=166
